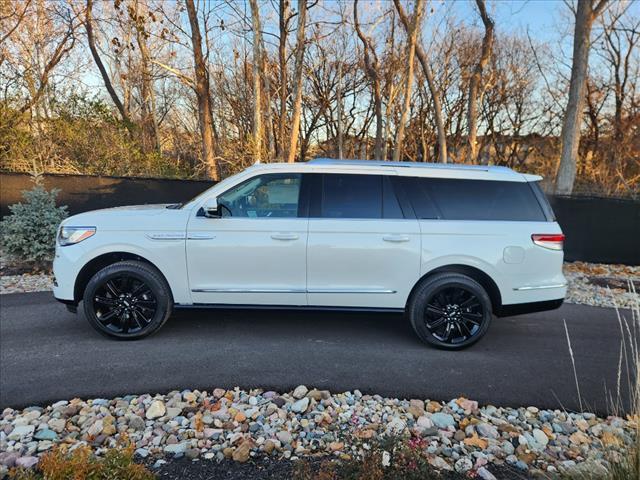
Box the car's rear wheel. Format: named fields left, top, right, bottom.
left=82, top=261, right=172, bottom=340
left=408, top=272, right=492, bottom=350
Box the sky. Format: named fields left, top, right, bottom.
left=442, top=0, right=572, bottom=42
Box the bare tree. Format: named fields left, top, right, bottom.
left=601, top=6, right=639, bottom=157
left=131, top=0, right=161, bottom=153
left=394, top=0, right=447, bottom=163
left=86, top=0, right=131, bottom=128
left=285, top=0, right=308, bottom=163
left=0, top=0, right=32, bottom=67
left=555, top=0, right=609, bottom=194
left=336, top=58, right=344, bottom=159
left=1, top=0, right=77, bottom=123
left=467, top=0, right=494, bottom=163
left=354, top=0, right=384, bottom=159
left=249, top=0, right=263, bottom=161
left=277, top=0, right=292, bottom=160
left=392, top=0, right=423, bottom=161
left=185, top=0, right=218, bottom=180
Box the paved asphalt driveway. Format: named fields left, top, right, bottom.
left=0, top=292, right=633, bottom=413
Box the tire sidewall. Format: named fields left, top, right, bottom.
left=410, top=274, right=492, bottom=350
left=83, top=262, right=170, bottom=340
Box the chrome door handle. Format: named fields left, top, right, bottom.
left=383, top=235, right=410, bottom=243
left=271, top=233, right=299, bottom=241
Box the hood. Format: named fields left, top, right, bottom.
left=62, top=204, right=189, bottom=231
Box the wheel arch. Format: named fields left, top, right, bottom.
left=407, top=264, right=502, bottom=313
left=73, top=252, right=170, bottom=304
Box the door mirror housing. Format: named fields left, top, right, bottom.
left=203, top=198, right=220, bottom=218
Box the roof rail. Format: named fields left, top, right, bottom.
left=308, top=158, right=507, bottom=173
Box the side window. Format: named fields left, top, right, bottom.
left=383, top=176, right=404, bottom=219
left=318, top=174, right=403, bottom=219
left=403, top=176, right=547, bottom=221
left=529, top=181, right=556, bottom=221
left=400, top=177, right=441, bottom=219
left=321, top=174, right=382, bottom=219
left=217, top=173, right=302, bottom=218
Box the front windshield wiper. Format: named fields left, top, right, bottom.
left=165, top=203, right=183, bottom=209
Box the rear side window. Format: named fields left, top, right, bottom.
left=402, top=177, right=547, bottom=221
left=529, top=181, right=556, bottom=221
left=318, top=174, right=403, bottom=219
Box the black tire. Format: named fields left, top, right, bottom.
left=408, top=272, right=492, bottom=350
left=82, top=260, right=173, bottom=340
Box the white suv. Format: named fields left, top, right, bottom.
left=53, top=159, right=566, bottom=349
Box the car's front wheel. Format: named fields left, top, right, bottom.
left=82, top=260, right=172, bottom=340
left=408, top=272, right=492, bottom=350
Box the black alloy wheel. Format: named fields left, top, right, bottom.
left=423, top=286, right=484, bottom=344
left=92, top=275, right=157, bottom=335
left=408, top=272, right=492, bottom=349
left=82, top=261, right=172, bottom=340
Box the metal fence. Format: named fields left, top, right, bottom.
left=2, top=172, right=638, bottom=265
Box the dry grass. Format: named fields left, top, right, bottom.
left=563, top=281, right=639, bottom=480
left=8, top=442, right=154, bottom=480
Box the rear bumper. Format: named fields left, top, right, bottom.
left=495, top=298, right=564, bottom=317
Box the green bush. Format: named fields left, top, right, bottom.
left=0, top=184, right=68, bottom=267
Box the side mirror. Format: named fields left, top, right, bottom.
left=203, top=198, right=220, bottom=218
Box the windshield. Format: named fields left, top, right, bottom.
left=178, top=169, right=252, bottom=209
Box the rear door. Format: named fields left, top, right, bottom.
left=399, top=176, right=565, bottom=305
left=306, top=173, right=421, bottom=309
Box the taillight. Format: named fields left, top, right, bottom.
left=532, top=234, right=565, bottom=251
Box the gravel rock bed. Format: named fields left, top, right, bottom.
left=0, top=387, right=636, bottom=479
left=563, top=261, right=639, bottom=309
left=0, top=274, right=54, bottom=295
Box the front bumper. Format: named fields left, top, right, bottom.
left=52, top=242, right=87, bottom=302
left=54, top=295, right=78, bottom=312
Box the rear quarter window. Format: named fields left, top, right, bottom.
left=402, top=177, right=547, bottom=221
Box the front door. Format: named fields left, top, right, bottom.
left=186, top=173, right=308, bottom=306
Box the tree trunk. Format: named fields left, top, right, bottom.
left=354, top=0, right=383, bottom=160
left=277, top=0, right=290, bottom=161
left=285, top=0, right=307, bottom=163
left=394, top=0, right=447, bottom=163
left=337, top=59, right=344, bottom=159
left=185, top=0, right=219, bottom=180
left=393, top=0, right=423, bottom=161
left=555, top=0, right=608, bottom=195
left=85, top=0, right=132, bottom=130
left=134, top=1, right=161, bottom=154
left=249, top=0, right=262, bottom=162
left=466, top=0, right=494, bottom=163
left=260, top=37, right=275, bottom=159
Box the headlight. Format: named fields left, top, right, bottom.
left=58, top=226, right=96, bottom=246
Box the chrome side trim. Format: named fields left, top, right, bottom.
left=308, top=288, right=397, bottom=294
left=192, top=288, right=306, bottom=293
left=187, top=233, right=216, bottom=240
left=191, top=288, right=397, bottom=294
left=146, top=233, right=186, bottom=241
left=513, top=283, right=567, bottom=291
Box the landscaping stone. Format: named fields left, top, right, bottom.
left=0, top=388, right=636, bottom=477
left=146, top=400, right=166, bottom=420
